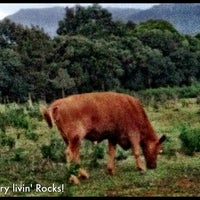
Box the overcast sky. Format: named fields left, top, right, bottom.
left=0, top=3, right=159, bottom=20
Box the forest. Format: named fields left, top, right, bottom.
left=1, top=4, right=200, bottom=103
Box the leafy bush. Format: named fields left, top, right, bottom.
left=0, top=129, right=15, bottom=149
left=179, top=125, right=200, bottom=155
left=116, top=147, right=130, bottom=160
left=9, top=108, right=29, bottom=129
left=24, top=129, right=39, bottom=141
left=89, top=143, right=105, bottom=168
left=11, top=148, right=26, bottom=161
left=40, top=135, right=66, bottom=162
left=0, top=106, right=29, bottom=131
left=133, top=83, right=200, bottom=105
left=26, top=104, right=43, bottom=121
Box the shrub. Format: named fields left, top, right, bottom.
left=24, top=129, right=39, bottom=141
left=9, top=108, right=29, bottom=129
left=11, top=148, right=26, bottom=161
left=0, top=107, right=29, bottom=131
left=179, top=125, right=200, bottom=155
left=26, top=104, right=43, bottom=121
left=40, top=135, right=66, bottom=162
left=0, top=129, right=15, bottom=149
left=89, top=143, right=105, bottom=167
left=116, top=147, right=130, bottom=160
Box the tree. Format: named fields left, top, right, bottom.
left=0, top=48, right=27, bottom=103
left=57, top=4, right=126, bottom=39
left=50, top=68, right=75, bottom=98
left=133, top=19, right=182, bottom=56
left=170, top=47, right=199, bottom=85
left=16, top=25, right=52, bottom=101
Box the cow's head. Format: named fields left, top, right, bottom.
left=142, top=135, right=166, bottom=169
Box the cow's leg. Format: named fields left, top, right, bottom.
left=129, top=132, right=146, bottom=171
left=66, top=134, right=89, bottom=181
left=107, top=140, right=116, bottom=175
left=66, top=135, right=81, bottom=165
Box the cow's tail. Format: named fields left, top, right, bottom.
left=40, top=107, right=53, bottom=128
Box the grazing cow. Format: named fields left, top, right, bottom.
left=41, top=92, right=166, bottom=182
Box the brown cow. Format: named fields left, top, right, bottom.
left=41, top=92, right=166, bottom=182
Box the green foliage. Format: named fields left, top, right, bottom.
left=57, top=4, right=126, bottom=39
left=9, top=108, right=29, bottom=129
left=11, top=147, right=26, bottom=161
left=66, top=163, right=80, bottom=177
left=116, top=147, right=130, bottom=160
left=40, top=135, right=66, bottom=162
left=89, top=143, right=105, bottom=168
left=136, top=83, right=200, bottom=105
left=26, top=104, right=43, bottom=121
left=179, top=124, right=200, bottom=155
left=0, top=105, right=29, bottom=131
left=24, top=129, right=39, bottom=141
left=0, top=129, right=15, bottom=149
left=2, top=6, right=200, bottom=103
left=134, top=19, right=180, bottom=34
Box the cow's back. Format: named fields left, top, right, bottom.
left=49, top=92, right=155, bottom=144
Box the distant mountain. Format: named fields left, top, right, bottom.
left=4, top=4, right=200, bottom=37
left=5, top=6, right=140, bottom=37
left=6, top=7, right=65, bottom=37
left=106, top=7, right=141, bottom=22
left=130, top=3, right=200, bottom=35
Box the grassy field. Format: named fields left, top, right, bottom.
left=0, top=97, right=200, bottom=197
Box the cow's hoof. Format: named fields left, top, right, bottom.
left=78, top=168, right=89, bottom=179
left=69, top=174, right=80, bottom=185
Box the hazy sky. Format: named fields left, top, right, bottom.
left=0, top=3, right=159, bottom=20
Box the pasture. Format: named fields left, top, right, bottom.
left=0, top=95, right=200, bottom=197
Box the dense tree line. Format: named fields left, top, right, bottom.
left=1, top=4, right=200, bottom=103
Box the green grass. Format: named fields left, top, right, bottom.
left=0, top=97, right=200, bottom=197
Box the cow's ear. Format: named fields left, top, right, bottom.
left=158, top=135, right=166, bottom=144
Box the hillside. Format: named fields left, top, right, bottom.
left=4, top=3, right=200, bottom=37
left=6, top=7, right=65, bottom=37
left=130, top=3, right=200, bottom=35
left=5, top=6, right=140, bottom=37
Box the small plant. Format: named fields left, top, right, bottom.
left=116, top=147, right=129, bottom=160
left=66, top=163, right=80, bottom=177
left=0, top=129, right=15, bottom=149
left=0, top=107, right=29, bottom=131
left=11, top=148, right=26, bottom=161
left=26, top=104, right=43, bottom=121
left=89, top=144, right=105, bottom=167
left=10, top=108, right=29, bottom=129
left=40, top=135, right=66, bottom=162
left=24, top=129, right=39, bottom=141
left=179, top=125, right=200, bottom=155
left=93, top=144, right=105, bottom=159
